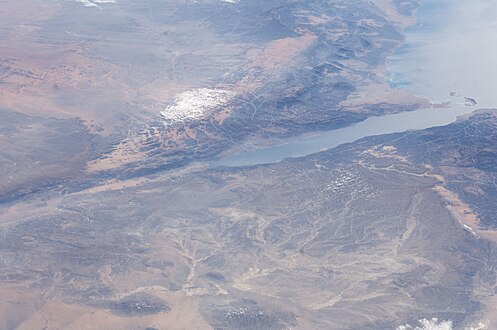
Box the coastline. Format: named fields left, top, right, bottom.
left=212, top=0, right=497, bottom=168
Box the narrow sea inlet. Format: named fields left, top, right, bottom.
left=212, top=0, right=497, bottom=167
left=210, top=105, right=474, bottom=167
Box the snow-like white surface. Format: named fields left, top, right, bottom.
left=75, top=0, right=234, bottom=8
left=397, top=318, right=488, bottom=330
left=397, top=319, right=453, bottom=330
left=75, top=0, right=116, bottom=8
left=160, top=88, right=234, bottom=126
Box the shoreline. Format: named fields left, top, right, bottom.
left=212, top=0, right=497, bottom=168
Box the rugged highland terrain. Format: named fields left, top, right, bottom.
left=1, top=0, right=496, bottom=329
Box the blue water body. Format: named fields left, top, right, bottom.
left=387, top=0, right=449, bottom=92
left=211, top=0, right=495, bottom=167
left=387, top=0, right=497, bottom=106
left=210, top=106, right=473, bottom=167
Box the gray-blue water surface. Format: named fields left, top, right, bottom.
left=211, top=0, right=496, bottom=167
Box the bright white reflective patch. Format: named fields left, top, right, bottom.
left=160, top=88, right=234, bottom=126
left=397, top=318, right=453, bottom=330
left=75, top=0, right=116, bottom=8
left=397, top=319, right=489, bottom=330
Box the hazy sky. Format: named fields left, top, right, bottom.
left=387, top=0, right=497, bottom=108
